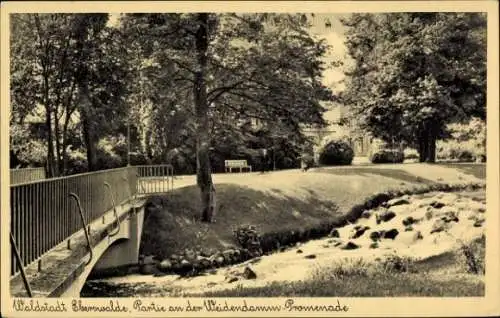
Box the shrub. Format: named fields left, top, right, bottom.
left=318, top=140, right=354, bottom=166
left=377, top=254, right=418, bottom=273
left=404, top=148, right=419, bottom=160
left=458, top=235, right=485, bottom=274
left=233, top=224, right=262, bottom=257
left=369, top=149, right=404, bottom=164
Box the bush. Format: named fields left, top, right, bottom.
left=437, top=141, right=477, bottom=162
left=318, top=140, right=354, bottom=166
left=404, top=148, right=419, bottom=160
left=369, top=149, right=404, bottom=164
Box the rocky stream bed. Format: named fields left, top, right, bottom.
left=81, top=189, right=486, bottom=297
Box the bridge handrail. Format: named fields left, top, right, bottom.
left=10, top=166, right=137, bottom=277
left=68, top=193, right=94, bottom=266
left=10, top=167, right=46, bottom=185
left=10, top=233, right=33, bottom=297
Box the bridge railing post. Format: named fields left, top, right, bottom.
left=68, top=193, right=93, bottom=266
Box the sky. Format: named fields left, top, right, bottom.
left=308, top=13, right=348, bottom=93
left=107, top=13, right=348, bottom=122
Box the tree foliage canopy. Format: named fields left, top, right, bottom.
left=341, top=13, right=486, bottom=161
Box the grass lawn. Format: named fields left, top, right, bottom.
left=140, top=163, right=485, bottom=260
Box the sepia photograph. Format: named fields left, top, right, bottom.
left=1, top=1, right=499, bottom=317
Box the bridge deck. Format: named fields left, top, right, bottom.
left=10, top=197, right=147, bottom=297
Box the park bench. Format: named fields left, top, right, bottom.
left=225, top=160, right=252, bottom=173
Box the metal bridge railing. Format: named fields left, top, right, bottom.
left=9, top=164, right=174, bottom=280
left=136, top=164, right=174, bottom=194
left=10, top=167, right=46, bottom=185
left=9, top=166, right=137, bottom=277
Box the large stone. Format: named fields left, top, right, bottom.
left=387, top=198, right=410, bottom=207
left=329, top=228, right=340, bottom=238
left=158, top=259, right=172, bottom=272
left=242, top=266, right=257, bottom=279
left=383, top=229, right=399, bottom=240
left=340, top=241, right=360, bottom=250
left=215, top=256, right=225, bottom=266
left=378, top=210, right=396, bottom=223
left=304, top=254, right=317, bottom=259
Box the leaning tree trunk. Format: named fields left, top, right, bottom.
left=194, top=13, right=216, bottom=223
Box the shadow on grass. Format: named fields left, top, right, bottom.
left=139, top=184, right=342, bottom=260
left=313, top=167, right=437, bottom=185
left=438, top=163, right=486, bottom=180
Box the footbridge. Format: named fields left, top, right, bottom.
left=9, top=165, right=174, bottom=298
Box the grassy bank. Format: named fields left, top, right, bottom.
left=139, top=164, right=485, bottom=260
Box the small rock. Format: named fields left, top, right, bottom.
left=430, top=219, right=449, bottom=234
left=402, top=216, right=419, bottom=226
left=158, top=259, right=172, bottom=272
left=142, top=255, right=156, bottom=265
left=441, top=211, right=459, bottom=223
left=226, top=276, right=239, bottom=283
left=405, top=226, right=414, bottom=232
left=153, top=271, right=168, bottom=277
left=369, top=242, right=379, bottom=249
left=383, top=229, right=399, bottom=240
left=329, top=229, right=340, bottom=238
left=322, top=244, right=330, bottom=248
left=349, top=225, right=370, bottom=239
left=369, top=231, right=382, bottom=242
left=430, top=201, right=446, bottom=209
left=473, top=219, right=485, bottom=227
left=304, top=254, right=317, bottom=259
left=361, top=210, right=372, bottom=219
left=340, top=241, right=360, bottom=250
left=242, top=266, right=257, bottom=279
left=139, top=264, right=157, bottom=275
left=425, top=210, right=434, bottom=220
left=413, top=231, right=423, bottom=241
left=215, top=256, right=225, bottom=266
left=378, top=210, right=396, bottom=222
left=296, top=249, right=303, bottom=254
left=279, top=246, right=287, bottom=252
left=387, top=198, right=410, bottom=207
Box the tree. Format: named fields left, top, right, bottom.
left=10, top=13, right=132, bottom=175
left=341, top=13, right=486, bottom=162
left=121, top=13, right=333, bottom=221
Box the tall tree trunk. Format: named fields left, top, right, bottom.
left=78, top=82, right=98, bottom=171
left=54, top=110, right=61, bottom=176
left=418, top=128, right=428, bottom=163
left=43, top=73, right=56, bottom=177
left=194, top=13, right=216, bottom=223
left=426, top=122, right=437, bottom=163
left=45, top=107, right=56, bottom=177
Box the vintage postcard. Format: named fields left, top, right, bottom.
left=1, top=1, right=499, bottom=317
